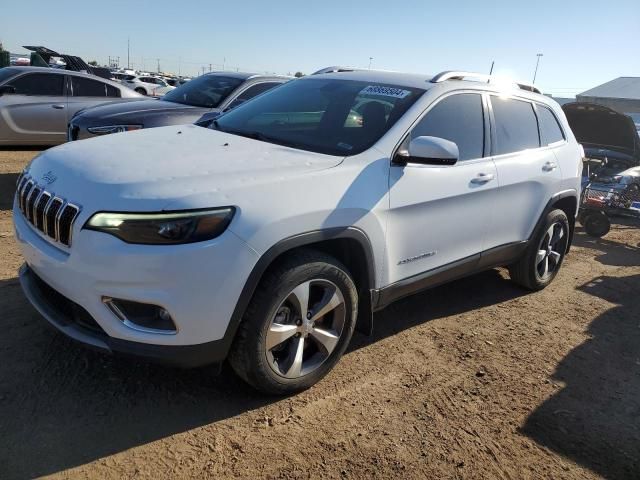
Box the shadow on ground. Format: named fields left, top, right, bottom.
left=0, top=266, right=527, bottom=478
left=522, top=270, right=640, bottom=479
left=573, top=224, right=640, bottom=267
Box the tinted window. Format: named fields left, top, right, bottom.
left=226, top=82, right=281, bottom=109
left=106, top=84, right=121, bottom=98
left=537, top=106, right=564, bottom=145
left=214, top=78, right=424, bottom=156
left=71, top=77, right=107, bottom=97
left=0, top=67, right=21, bottom=84
left=163, top=75, right=244, bottom=108
left=492, top=97, right=540, bottom=155
left=410, top=93, right=484, bottom=161
left=9, top=73, right=64, bottom=96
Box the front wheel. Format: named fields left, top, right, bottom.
left=583, top=211, right=610, bottom=238
left=134, top=87, right=147, bottom=95
left=229, top=249, right=358, bottom=395
left=509, top=209, right=569, bottom=291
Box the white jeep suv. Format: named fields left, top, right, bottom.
left=13, top=70, right=582, bottom=394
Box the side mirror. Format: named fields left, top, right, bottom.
left=393, top=136, right=459, bottom=166
left=0, top=85, right=16, bottom=96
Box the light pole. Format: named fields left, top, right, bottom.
left=368, top=57, right=373, bottom=69
left=532, top=53, right=543, bottom=84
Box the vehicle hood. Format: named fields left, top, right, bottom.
left=72, top=99, right=211, bottom=127
left=23, top=124, right=344, bottom=213
left=563, top=102, right=640, bottom=160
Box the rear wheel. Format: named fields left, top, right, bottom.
left=229, top=249, right=358, bottom=395
left=509, top=209, right=569, bottom=290
left=134, top=87, right=146, bottom=95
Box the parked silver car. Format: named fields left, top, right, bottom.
left=0, top=66, right=143, bottom=145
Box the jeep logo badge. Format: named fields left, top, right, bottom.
left=42, top=171, right=57, bottom=185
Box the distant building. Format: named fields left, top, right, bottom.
left=577, top=77, right=640, bottom=114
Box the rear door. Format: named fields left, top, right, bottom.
left=0, top=72, right=66, bottom=144
left=484, top=95, right=563, bottom=249
left=67, top=75, right=121, bottom=120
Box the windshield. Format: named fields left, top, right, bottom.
left=163, top=75, right=243, bottom=108
left=212, top=78, right=425, bottom=156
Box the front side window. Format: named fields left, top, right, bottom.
left=214, top=78, right=424, bottom=156
left=491, top=97, right=540, bottom=155
left=409, top=93, right=485, bottom=161
left=163, top=75, right=244, bottom=108
left=8, top=73, right=64, bottom=96
left=71, top=77, right=107, bottom=97
left=537, top=105, right=565, bottom=145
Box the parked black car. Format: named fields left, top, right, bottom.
left=562, top=102, right=640, bottom=184
left=68, top=72, right=290, bottom=141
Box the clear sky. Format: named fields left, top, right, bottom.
left=2, top=0, right=638, bottom=97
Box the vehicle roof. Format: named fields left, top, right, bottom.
left=308, top=69, right=549, bottom=101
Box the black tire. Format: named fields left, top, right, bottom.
left=135, top=87, right=147, bottom=95
left=228, top=249, right=358, bottom=395
left=583, top=212, right=611, bottom=238
left=509, top=209, right=570, bottom=291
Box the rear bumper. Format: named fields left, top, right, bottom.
left=19, top=264, right=227, bottom=368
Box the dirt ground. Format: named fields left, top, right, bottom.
left=1, top=149, right=639, bottom=480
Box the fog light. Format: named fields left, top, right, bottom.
left=102, top=297, right=177, bottom=333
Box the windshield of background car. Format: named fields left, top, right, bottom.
left=163, top=75, right=244, bottom=108
left=212, top=78, right=425, bottom=156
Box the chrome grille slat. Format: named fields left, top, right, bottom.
left=14, top=176, right=81, bottom=247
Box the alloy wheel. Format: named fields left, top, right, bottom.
left=265, top=279, right=346, bottom=379
left=536, top=222, right=567, bottom=280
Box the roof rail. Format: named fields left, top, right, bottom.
left=312, top=66, right=363, bottom=75
left=431, top=71, right=542, bottom=95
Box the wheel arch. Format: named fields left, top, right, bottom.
left=549, top=191, right=578, bottom=252
left=219, top=227, right=377, bottom=361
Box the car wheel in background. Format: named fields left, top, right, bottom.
left=583, top=211, right=611, bottom=238
left=135, top=88, right=146, bottom=95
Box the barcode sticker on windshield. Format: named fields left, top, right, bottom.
left=359, top=85, right=411, bottom=99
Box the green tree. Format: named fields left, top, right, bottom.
left=88, top=60, right=98, bottom=66
left=294, top=71, right=304, bottom=78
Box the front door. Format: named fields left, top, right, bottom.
left=387, top=92, right=498, bottom=285
left=0, top=72, right=67, bottom=144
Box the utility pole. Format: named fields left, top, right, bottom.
left=209, top=63, right=212, bottom=72
left=223, top=57, right=226, bottom=70
left=532, top=53, right=543, bottom=84
left=127, top=37, right=130, bottom=70
left=489, top=60, right=495, bottom=75
left=157, top=58, right=160, bottom=74
left=368, top=57, right=373, bottom=69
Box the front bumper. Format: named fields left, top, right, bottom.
left=14, top=202, right=259, bottom=366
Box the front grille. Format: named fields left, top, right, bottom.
left=16, top=175, right=81, bottom=247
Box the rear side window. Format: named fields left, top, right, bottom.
left=410, top=93, right=485, bottom=161
left=9, top=73, right=64, bottom=96
left=71, top=77, right=107, bottom=97
left=537, top=106, right=565, bottom=145
left=491, top=97, right=540, bottom=155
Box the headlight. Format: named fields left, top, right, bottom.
left=84, top=208, right=235, bottom=245
left=87, top=125, right=143, bottom=135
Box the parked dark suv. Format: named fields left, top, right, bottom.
left=68, top=72, right=290, bottom=141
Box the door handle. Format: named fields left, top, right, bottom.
left=543, top=161, right=558, bottom=171
left=470, top=173, right=495, bottom=184
left=52, top=104, right=65, bottom=109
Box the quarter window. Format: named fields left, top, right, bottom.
left=537, top=106, right=565, bottom=145
left=8, top=73, right=64, bottom=96
left=226, top=82, right=281, bottom=109
left=410, top=93, right=485, bottom=161
left=491, top=97, right=540, bottom=155
left=106, top=84, right=121, bottom=98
